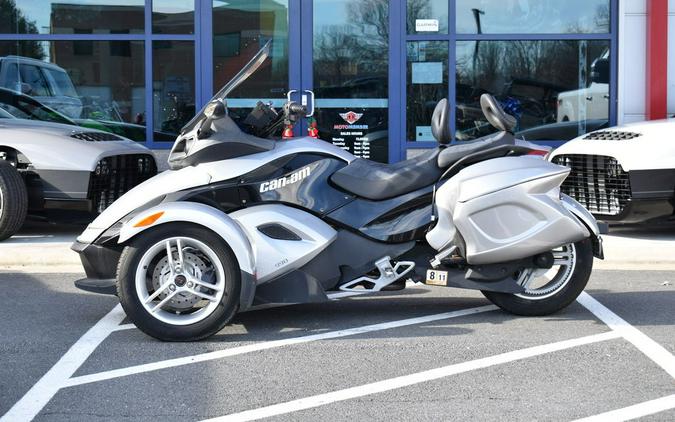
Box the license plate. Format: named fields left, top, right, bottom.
left=425, top=269, right=448, bottom=286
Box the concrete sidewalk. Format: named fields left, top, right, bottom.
left=1, top=221, right=674, bottom=272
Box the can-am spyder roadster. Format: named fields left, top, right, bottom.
left=73, top=43, right=603, bottom=341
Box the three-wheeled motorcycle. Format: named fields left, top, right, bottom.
left=73, top=42, right=603, bottom=341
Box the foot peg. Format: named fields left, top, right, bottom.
left=339, top=256, right=415, bottom=292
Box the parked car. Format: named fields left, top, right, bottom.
left=0, top=87, right=175, bottom=142
left=0, top=117, right=157, bottom=240
left=549, top=119, right=675, bottom=224
left=0, top=56, right=83, bottom=119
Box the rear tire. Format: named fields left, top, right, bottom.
left=117, top=223, right=241, bottom=341
left=482, top=238, right=594, bottom=316
left=0, top=160, right=28, bottom=241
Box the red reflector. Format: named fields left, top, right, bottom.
left=527, top=149, right=548, bottom=156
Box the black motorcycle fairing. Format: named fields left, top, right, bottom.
left=330, top=148, right=442, bottom=201
left=328, top=185, right=434, bottom=242
left=172, top=153, right=355, bottom=217
left=252, top=229, right=416, bottom=305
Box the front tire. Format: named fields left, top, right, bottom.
left=482, top=238, right=594, bottom=316
left=117, top=223, right=241, bottom=341
left=0, top=160, right=28, bottom=241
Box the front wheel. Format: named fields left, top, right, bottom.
left=482, top=238, right=594, bottom=316
left=116, top=223, right=241, bottom=341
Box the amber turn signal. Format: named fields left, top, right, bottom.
left=133, top=211, right=164, bottom=228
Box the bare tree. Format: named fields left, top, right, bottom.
left=0, top=0, right=45, bottom=60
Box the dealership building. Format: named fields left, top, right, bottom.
left=0, top=0, right=672, bottom=163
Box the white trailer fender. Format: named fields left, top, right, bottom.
left=118, top=201, right=255, bottom=275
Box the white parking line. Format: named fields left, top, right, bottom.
left=64, top=305, right=498, bottom=387
left=201, top=331, right=621, bottom=422
left=577, top=292, right=675, bottom=379
left=572, top=394, right=675, bottom=422
left=0, top=304, right=126, bottom=422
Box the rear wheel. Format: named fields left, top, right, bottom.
left=116, top=223, right=241, bottom=341
left=0, top=159, right=28, bottom=241
left=482, top=239, right=593, bottom=316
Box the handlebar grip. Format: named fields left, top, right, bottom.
left=288, top=102, right=307, bottom=115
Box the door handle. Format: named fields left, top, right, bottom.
left=304, top=90, right=315, bottom=117
left=585, top=96, right=593, bottom=101
left=286, top=90, right=297, bottom=103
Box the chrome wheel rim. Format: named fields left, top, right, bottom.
left=515, top=243, right=577, bottom=301
left=135, top=236, right=226, bottom=325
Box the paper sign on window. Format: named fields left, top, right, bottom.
left=415, top=19, right=439, bottom=32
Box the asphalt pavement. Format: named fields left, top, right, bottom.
left=0, top=268, right=673, bottom=421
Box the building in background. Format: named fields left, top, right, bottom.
left=0, top=0, right=670, bottom=163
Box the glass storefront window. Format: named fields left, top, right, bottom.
left=153, top=41, right=195, bottom=139
left=455, top=40, right=610, bottom=141
left=0, top=40, right=147, bottom=141
left=313, top=0, right=389, bottom=162
left=407, top=41, right=448, bottom=142
left=0, top=1, right=145, bottom=35
left=456, top=0, right=610, bottom=34
left=212, top=0, right=289, bottom=133
left=212, top=0, right=288, bottom=99
left=152, top=0, right=195, bottom=34
left=407, top=0, right=448, bottom=35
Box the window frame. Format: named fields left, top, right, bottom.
left=399, top=0, right=619, bottom=157
left=0, top=0, right=206, bottom=149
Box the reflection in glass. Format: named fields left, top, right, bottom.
left=456, top=0, right=610, bottom=34
left=153, top=41, right=195, bottom=139
left=407, top=0, right=448, bottom=34
left=0, top=40, right=148, bottom=141
left=212, top=0, right=288, bottom=101
left=407, top=41, right=448, bottom=142
left=313, top=0, right=389, bottom=162
left=0, top=1, right=145, bottom=34
left=455, top=40, right=610, bottom=141
left=153, top=0, right=195, bottom=34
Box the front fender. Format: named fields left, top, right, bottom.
left=561, top=194, right=604, bottom=259
left=119, top=201, right=255, bottom=275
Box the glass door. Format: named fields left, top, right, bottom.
left=211, top=0, right=295, bottom=127
left=302, top=0, right=391, bottom=163
left=210, top=0, right=393, bottom=162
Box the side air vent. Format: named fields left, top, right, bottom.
left=583, top=131, right=641, bottom=141
left=257, top=224, right=301, bottom=241
left=72, top=131, right=124, bottom=142
left=552, top=154, right=631, bottom=216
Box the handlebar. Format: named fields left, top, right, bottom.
left=286, top=102, right=307, bottom=117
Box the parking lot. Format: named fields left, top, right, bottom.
left=1, top=263, right=674, bottom=421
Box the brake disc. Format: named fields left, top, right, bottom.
left=152, top=252, right=209, bottom=311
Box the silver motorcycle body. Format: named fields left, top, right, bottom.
left=72, top=41, right=603, bottom=341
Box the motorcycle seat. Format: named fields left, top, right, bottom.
left=330, top=148, right=442, bottom=201
left=437, top=131, right=514, bottom=168
left=331, top=131, right=515, bottom=201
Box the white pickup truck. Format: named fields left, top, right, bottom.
left=0, top=55, right=82, bottom=119
left=556, top=50, right=609, bottom=123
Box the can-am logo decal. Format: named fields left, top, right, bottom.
left=339, top=111, right=363, bottom=125
left=259, top=167, right=311, bottom=193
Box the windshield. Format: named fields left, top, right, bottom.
left=0, top=94, right=75, bottom=125
left=44, top=68, right=79, bottom=98
left=180, top=40, right=272, bottom=134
